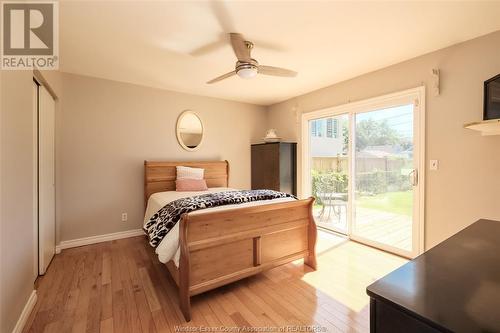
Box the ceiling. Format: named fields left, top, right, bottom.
left=59, top=1, right=500, bottom=106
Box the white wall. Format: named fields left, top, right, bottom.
left=0, top=68, right=266, bottom=330
left=0, top=70, right=36, bottom=333
left=3, top=30, right=500, bottom=332
left=268, top=30, right=500, bottom=249
left=55, top=73, right=267, bottom=242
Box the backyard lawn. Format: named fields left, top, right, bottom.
left=356, top=191, right=412, bottom=216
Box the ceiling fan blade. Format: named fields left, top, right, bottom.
left=210, top=0, right=235, bottom=33
left=207, top=70, right=236, bottom=84
left=190, top=37, right=226, bottom=56
left=258, top=65, right=297, bottom=77
left=230, top=33, right=251, bottom=62
left=252, top=39, right=286, bottom=52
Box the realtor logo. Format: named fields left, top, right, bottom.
left=1, top=1, right=58, bottom=69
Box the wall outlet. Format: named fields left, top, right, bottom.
left=430, top=160, right=439, bottom=170
left=121, top=213, right=128, bottom=222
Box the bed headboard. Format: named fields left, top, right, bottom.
left=144, top=160, right=229, bottom=206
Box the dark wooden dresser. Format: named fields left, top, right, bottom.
left=367, top=219, right=500, bottom=333
left=251, top=142, right=297, bottom=195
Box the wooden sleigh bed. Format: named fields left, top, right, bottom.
left=144, top=160, right=317, bottom=321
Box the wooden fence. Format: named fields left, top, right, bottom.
left=312, top=156, right=409, bottom=173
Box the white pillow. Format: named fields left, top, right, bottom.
left=176, top=166, right=204, bottom=180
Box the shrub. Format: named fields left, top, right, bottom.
left=311, top=170, right=348, bottom=204
left=312, top=168, right=411, bottom=201
left=356, top=170, right=411, bottom=195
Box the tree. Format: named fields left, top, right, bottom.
left=355, top=119, right=401, bottom=151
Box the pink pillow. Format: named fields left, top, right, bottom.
left=175, top=179, right=208, bottom=192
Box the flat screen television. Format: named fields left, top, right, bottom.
left=484, top=74, right=500, bottom=120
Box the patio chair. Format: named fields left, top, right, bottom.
left=316, top=178, right=347, bottom=224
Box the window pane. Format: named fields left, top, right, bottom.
left=353, top=104, right=414, bottom=251
left=309, top=114, right=349, bottom=234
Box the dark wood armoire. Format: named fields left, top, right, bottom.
left=251, top=142, right=297, bottom=195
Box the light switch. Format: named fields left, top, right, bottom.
left=430, top=160, right=439, bottom=170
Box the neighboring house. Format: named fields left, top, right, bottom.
left=356, top=145, right=413, bottom=174
left=360, top=145, right=413, bottom=159
left=310, top=118, right=345, bottom=157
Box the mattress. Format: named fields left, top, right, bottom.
left=143, top=187, right=294, bottom=266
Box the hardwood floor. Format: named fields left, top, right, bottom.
left=23, top=231, right=406, bottom=333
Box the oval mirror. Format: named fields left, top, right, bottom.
left=176, top=110, right=203, bottom=151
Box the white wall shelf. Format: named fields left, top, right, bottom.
left=464, top=119, right=500, bottom=136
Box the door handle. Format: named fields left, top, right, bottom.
left=409, top=169, right=418, bottom=187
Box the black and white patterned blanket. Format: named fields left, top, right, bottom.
left=144, top=189, right=296, bottom=247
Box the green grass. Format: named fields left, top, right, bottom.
left=312, top=191, right=412, bottom=216
left=357, top=191, right=412, bottom=216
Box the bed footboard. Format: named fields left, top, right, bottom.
left=177, top=197, right=317, bottom=321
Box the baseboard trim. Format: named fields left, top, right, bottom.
left=55, top=229, right=144, bottom=253
left=12, top=290, right=37, bottom=333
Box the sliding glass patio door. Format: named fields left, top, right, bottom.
left=303, top=88, right=424, bottom=258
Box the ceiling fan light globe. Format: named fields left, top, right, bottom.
left=237, top=67, right=258, bottom=79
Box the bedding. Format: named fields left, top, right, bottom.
left=175, top=178, right=208, bottom=191
left=176, top=165, right=204, bottom=179
left=144, top=189, right=296, bottom=247
left=143, top=188, right=296, bottom=265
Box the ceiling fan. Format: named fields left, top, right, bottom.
left=207, top=33, right=297, bottom=84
